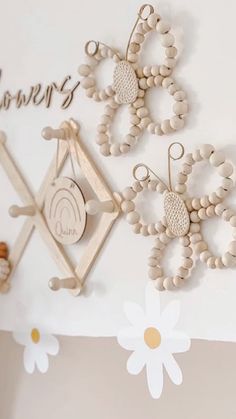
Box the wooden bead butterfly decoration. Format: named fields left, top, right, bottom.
left=121, top=143, right=236, bottom=291
left=78, top=4, right=188, bottom=157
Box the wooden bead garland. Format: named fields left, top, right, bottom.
left=121, top=142, right=236, bottom=291
left=78, top=4, right=188, bottom=156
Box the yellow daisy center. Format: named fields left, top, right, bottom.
left=31, top=328, right=40, bottom=344
left=144, top=327, right=161, bottom=349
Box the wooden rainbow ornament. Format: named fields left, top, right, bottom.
left=121, top=143, right=236, bottom=290
left=78, top=4, right=188, bottom=157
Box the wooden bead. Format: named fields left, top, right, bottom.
left=175, top=183, right=186, bottom=194
left=222, top=177, right=234, bottom=191
left=222, top=209, right=235, bottom=221
left=173, top=276, right=184, bottom=288
left=154, top=75, right=164, bottom=87
left=150, top=248, right=162, bottom=259
left=155, top=222, right=165, bottom=233
left=192, top=149, right=202, bottom=162
left=0, top=243, right=9, bottom=260
left=148, top=224, right=157, bottom=235
left=189, top=222, right=200, bottom=233
left=215, top=203, right=227, bottom=216
left=163, top=277, right=175, bottom=290
left=121, top=200, right=135, bottom=213
left=185, top=199, right=193, bottom=212
left=182, top=163, right=192, bottom=175
left=148, top=257, right=158, bottom=267
left=110, top=144, right=121, bottom=156
left=215, top=257, right=224, bottom=269
left=190, top=211, right=200, bottom=223
left=129, top=42, right=140, bottom=53
left=195, top=240, right=208, bottom=254
left=78, top=64, right=91, bottom=77
left=159, top=65, right=172, bottom=77
left=185, top=153, right=194, bottom=165
left=174, top=91, right=186, bottom=101
left=165, top=58, right=176, bottom=70
left=151, top=66, right=159, bottom=76
left=173, top=101, right=188, bottom=115
left=154, top=238, right=165, bottom=250
left=183, top=258, right=193, bottom=269
left=200, top=196, right=210, bottom=208
left=147, top=76, right=155, bottom=87
left=126, top=211, right=140, bottom=225
left=139, top=78, right=148, bottom=90
left=133, top=223, right=142, bottom=234
left=161, top=33, right=175, bottom=47
left=198, top=208, right=208, bottom=220
left=96, top=133, right=108, bottom=145
left=200, top=250, right=211, bottom=263
left=147, top=13, right=160, bottom=29
left=162, top=77, right=174, bottom=88
left=180, top=236, right=190, bottom=246
left=148, top=266, right=163, bottom=280
left=81, top=77, right=95, bottom=89
left=122, top=187, right=136, bottom=200
left=209, top=151, right=225, bottom=167
left=156, top=20, right=170, bottom=33
left=182, top=246, right=193, bottom=257
left=177, top=267, right=189, bottom=278
left=140, top=225, right=149, bottom=236
left=190, top=233, right=202, bottom=244
left=192, top=198, right=201, bottom=210
left=229, top=241, right=236, bottom=257
left=128, top=53, right=138, bottom=63
left=206, top=205, right=216, bottom=217
left=159, top=232, right=170, bottom=244
left=129, top=126, right=141, bottom=137
left=177, top=173, right=187, bottom=184
left=137, top=107, right=148, bottom=118
left=170, top=116, right=184, bottom=130
left=165, top=46, right=178, bottom=58
left=155, top=278, right=165, bottom=291
left=222, top=252, right=236, bottom=268
left=100, top=143, right=110, bottom=156
left=161, top=119, right=173, bottom=134
left=154, top=124, right=163, bottom=136
left=199, top=144, right=215, bottom=159
left=207, top=256, right=216, bottom=269
left=125, top=135, right=136, bottom=147
left=230, top=216, right=236, bottom=227
left=216, top=187, right=227, bottom=199
left=218, top=162, right=234, bottom=177
left=209, top=192, right=221, bottom=205
left=133, top=33, right=144, bottom=44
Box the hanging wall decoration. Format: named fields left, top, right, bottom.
left=121, top=143, right=236, bottom=290
left=78, top=3, right=188, bottom=157
left=117, top=283, right=191, bottom=399
left=0, top=122, right=120, bottom=296
left=0, top=242, right=11, bottom=293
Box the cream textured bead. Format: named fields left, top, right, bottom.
left=96, top=133, right=108, bottom=145
left=192, top=198, right=201, bottom=210
left=81, top=77, right=95, bottom=89
left=180, top=236, right=190, bottom=246
left=122, top=187, right=136, bottom=200
left=218, top=162, right=233, bottom=177
left=148, top=224, right=157, bottom=235
left=190, top=233, right=202, bottom=244
left=133, top=33, right=144, bottom=44
left=100, top=143, right=110, bottom=156
left=198, top=208, right=208, bottom=220
left=183, top=258, right=193, bottom=269
left=215, top=257, right=224, bottom=269
left=147, top=13, right=160, bottom=29
left=162, top=77, right=174, bottom=88
left=182, top=246, right=193, bottom=257
left=126, top=211, right=140, bottom=224
left=209, top=192, right=221, bottom=205
left=200, top=196, right=210, bottom=208
left=159, top=232, right=170, bottom=244
left=173, top=101, right=188, bottom=115
left=163, top=277, right=175, bottom=290
left=222, top=178, right=234, bottom=191
left=140, top=225, right=149, bottom=236
left=161, top=33, right=175, bottom=47
left=192, top=149, right=202, bottom=162
left=159, top=65, right=172, bottom=77
left=174, top=91, right=186, bottom=101
left=173, top=276, right=184, bottom=288
left=155, top=278, right=165, bottom=291
left=121, top=200, right=135, bottom=213
left=222, top=252, right=236, bottom=268
left=190, top=211, right=200, bottom=223
left=222, top=209, right=234, bottom=221
left=215, top=203, right=227, bottom=216
left=177, top=267, right=189, bottom=278
left=195, top=240, right=208, bottom=254
left=133, top=223, right=142, bottom=234
left=78, top=64, right=91, bottom=76
left=207, top=256, right=216, bottom=269
left=206, top=205, right=215, bottom=217
left=189, top=223, right=200, bottom=233
left=200, top=250, right=212, bottom=263
left=209, top=151, right=225, bottom=167
left=216, top=187, right=227, bottom=199
left=161, top=119, right=173, bottom=134
left=170, top=116, right=184, bottom=130
left=199, top=144, right=215, bottom=159
left=165, top=46, right=178, bottom=58
left=156, top=20, right=171, bottom=33
left=230, top=216, right=236, bottom=227
left=175, top=183, right=186, bottom=194
left=182, top=164, right=192, bottom=175
left=148, top=257, right=158, bottom=267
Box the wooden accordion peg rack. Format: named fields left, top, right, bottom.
left=0, top=120, right=121, bottom=296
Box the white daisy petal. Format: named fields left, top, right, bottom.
left=160, top=301, right=180, bottom=332
left=127, top=349, right=147, bottom=375
left=36, top=350, right=49, bottom=373
left=165, top=331, right=191, bottom=354
left=146, top=353, right=163, bottom=399
left=13, top=331, right=31, bottom=347
left=163, top=351, right=183, bottom=385
left=23, top=345, right=36, bottom=374
left=117, top=327, right=142, bottom=350
left=124, top=302, right=145, bottom=328
left=145, top=283, right=160, bottom=323
left=40, top=334, right=59, bottom=355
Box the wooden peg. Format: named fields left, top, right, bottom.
left=48, top=277, right=78, bottom=291
left=41, top=126, right=66, bottom=141
left=85, top=199, right=114, bottom=215
left=9, top=205, right=36, bottom=218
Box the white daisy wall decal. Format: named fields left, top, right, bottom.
left=117, top=283, right=191, bottom=399
left=13, top=327, right=59, bottom=374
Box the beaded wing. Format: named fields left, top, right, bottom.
left=78, top=4, right=188, bottom=157
left=121, top=143, right=236, bottom=291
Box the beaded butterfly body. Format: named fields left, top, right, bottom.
left=78, top=4, right=188, bottom=157
left=121, top=143, right=236, bottom=291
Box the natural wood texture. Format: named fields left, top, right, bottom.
left=0, top=119, right=120, bottom=295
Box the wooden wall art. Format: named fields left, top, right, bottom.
left=121, top=143, right=236, bottom=290
left=0, top=121, right=120, bottom=296
left=78, top=3, right=188, bottom=157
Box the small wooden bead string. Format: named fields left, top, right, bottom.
left=148, top=225, right=194, bottom=291
left=78, top=4, right=188, bottom=156
left=121, top=143, right=236, bottom=291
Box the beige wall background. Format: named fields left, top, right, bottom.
left=1, top=331, right=236, bottom=419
